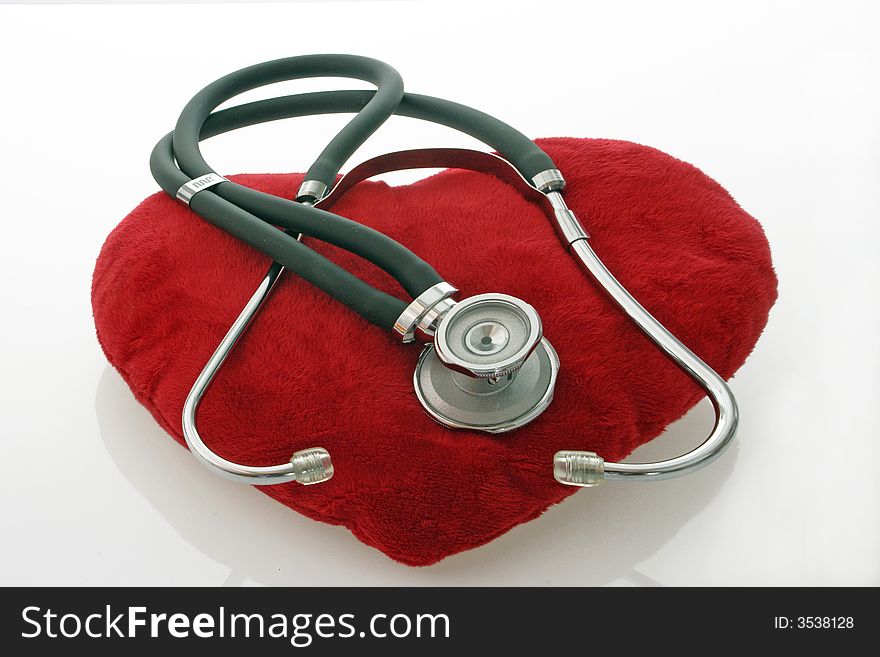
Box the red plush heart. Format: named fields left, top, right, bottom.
left=92, top=138, right=776, bottom=565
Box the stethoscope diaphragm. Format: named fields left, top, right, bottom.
left=413, top=293, right=559, bottom=432
left=414, top=338, right=559, bottom=433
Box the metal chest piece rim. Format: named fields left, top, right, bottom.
left=413, top=293, right=560, bottom=433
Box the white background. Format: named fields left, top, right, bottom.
left=1, top=0, right=878, bottom=586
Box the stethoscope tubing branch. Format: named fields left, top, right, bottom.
left=557, top=237, right=738, bottom=484
left=152, top=57, right=557, bottom=329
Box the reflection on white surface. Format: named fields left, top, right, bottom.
left=0, top=0, right=878, bottom=586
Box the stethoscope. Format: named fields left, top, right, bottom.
left=150, top=55, right=737, bottom=489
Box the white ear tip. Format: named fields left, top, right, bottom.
left=291, top=448, right=334, bottom=485
left=554, top=450, right=604, bottom=487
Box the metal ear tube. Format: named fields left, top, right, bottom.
left=181, top=259, right=336, bottom=486
left=181, top=203, right=335, bottom=486
left=541, top=188, right=739, bottom=486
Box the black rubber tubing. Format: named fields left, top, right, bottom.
left=170, top=57, right=556, bottom=296
left=154, top=90, right=558, bottom=297
left=154, top=56, right=559, bottom=329
left=173, top=55, right=406, bottom=189
left=152, top=135, right=423, bottom=322
left=167, top=55, right=412, bottom=328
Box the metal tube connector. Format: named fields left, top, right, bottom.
left=546, top=190, right=590, bottom=245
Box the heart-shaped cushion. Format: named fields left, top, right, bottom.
left=92, top=138, right=777, bottom=565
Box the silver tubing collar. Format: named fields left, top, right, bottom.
left=296, top=179, right=329, bottom=202
left=532, top=168, right=566, bottom=193
left=176, top=172, right=228, bottom=205
left=393, top=282, right=458, bottom=343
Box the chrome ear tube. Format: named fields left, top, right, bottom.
left=181, top=207, right=336, bottom=486
left=181, top=266, right=335, bottom=486
left=539, top=187, right=739, bottom=487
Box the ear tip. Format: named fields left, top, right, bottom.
left=291, top=448, right=334, bottom=485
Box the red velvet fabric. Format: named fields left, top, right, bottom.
left=92, top=138, right=777, bottom=565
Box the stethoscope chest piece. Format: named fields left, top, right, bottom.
left=413, top=293, right=560, bottom=433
